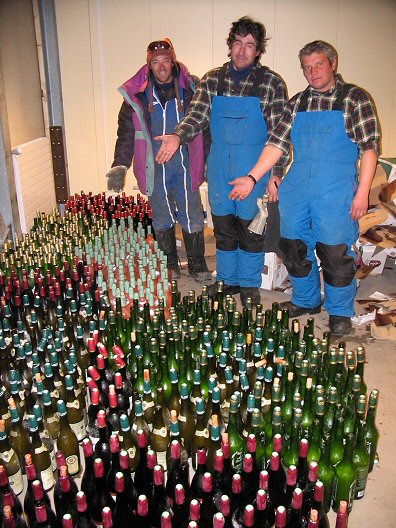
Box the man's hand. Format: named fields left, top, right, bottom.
left=266, top=176, right=282, bottom=202
left=351, top=192, right=369, bottom=220
left=229, top=176, right=255, bottom=201
left=154, top=134, right=180, bottom=164
left=106, top=165, right=127, bottom=192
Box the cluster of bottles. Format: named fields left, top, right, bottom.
left=0, top=201, right=379, bottom=527
left=65, top=192, right=153, bottom=231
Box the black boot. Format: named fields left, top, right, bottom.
left=155, top=226, right=180, bottom=279
left=182, top=230, right=212, bottom=284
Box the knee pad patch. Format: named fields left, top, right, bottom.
left=316, top=242, right=355, bottom=287
left=279, top=237, right=312, bottom=277
left=237, top=217, right=265, bottom=253
left=212, top=214, right=238, bottom=251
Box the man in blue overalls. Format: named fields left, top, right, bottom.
left=107, top=39, right=211, bottom=284
left=155, top=17, right=289, bottom=307
left=231, top=40, right=380, bottom=336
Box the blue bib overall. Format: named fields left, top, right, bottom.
left=207, top=65, right=270, bottom=287
left=279, top=87, right=359, bottom=317
left=148, top=84, right=204, bottom=234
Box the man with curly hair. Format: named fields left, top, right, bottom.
left=156, top=17, right=289, bottom=306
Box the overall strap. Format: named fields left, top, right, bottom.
left=296, top=83, right=356, bottom=112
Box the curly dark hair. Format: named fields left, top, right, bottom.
left=226, top=16, right=269, bottom=61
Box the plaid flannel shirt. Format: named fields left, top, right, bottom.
left=174, top=61, right=289, bottom=177
left=267, top=75, right=380, bottom=157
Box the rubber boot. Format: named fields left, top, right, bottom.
left=182, top=230, right=212, bottom=285
left=155, top=226, right=180, bottom=279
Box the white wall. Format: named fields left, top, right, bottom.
left=55, top=0, right=396, bottom=195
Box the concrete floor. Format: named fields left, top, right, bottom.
left=175, top=228, right=396, bottom=528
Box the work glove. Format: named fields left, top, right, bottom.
left=106, top=165, right=127, bottom=192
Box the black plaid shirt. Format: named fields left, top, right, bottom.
left=267, top=75, right=380, bottom=157
left=174, top=61, right=289, bottom=177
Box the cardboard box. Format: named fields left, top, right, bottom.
left=261, top=252, right=289, bottom=290
left=360, top=243, right=388, bottom=275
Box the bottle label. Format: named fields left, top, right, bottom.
left=194, top=428, right=209, bottom=439
left=222, top=400, right=230, bottom=410
left=9, top=469, right=23, bottom=495
left=50, top=448, right=57, bottom=472
left=231, top=449, right=244, bottom=472
left=70, top=418, right=87, bottom=441
left=67, top=400, right=80, bottom=409
left=152, top=427, right=168, bottom=438
left=356, top=466, right=369, bottom=497
left=41, top=465, right=55, bottom=490
left=0, top=448, right=15, bottom=463
left=217, top=383, right=226, bottom=390
left=127, top=446, right=137, bottom=460
left=156, top=450, right=167, bottom=471
left=142, top=400, right=155, bottom=411
left=34, top=444, right=48, bottom=455
left=54, top=380, right=63, bottom=388
left=51, top=389, right=60, bottom=400
left=46, top=415, right=58, bottom=424
left=1, top=411, right=11, bottom=421
left=19, top=391, right=25, bottom=401
left=66, top=454, right=80, bottom=475
left=9, top=430, right=18, bottom=438
left=178, top=414, right=187, bottom=423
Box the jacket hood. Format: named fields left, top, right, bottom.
left=120, top=61, right=193, bottom=98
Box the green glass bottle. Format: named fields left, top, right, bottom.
left=333, top=433, right=357, bottom=513
left=191, top=398, right=210, bottom=467
left=356, top=346, right=368, bottom=396
left=318, top=432, right=335, bottom=513
left=288, top=411, right=304, bottom=465
left=301, top=377, right=314, bottom=440
left=168, top=368, right=181, bottom=415
left=323, top=386, right=338, bottom=435
left=353, top=419, right=370, bottom=500
left=365, top=389, right=379, bottom=472
left=142, top=369, right=155, bottom=426
left=330, top=414, right=345, bottom=467
left=228, top=395, right=244, bottom=473
left=307, top=398, right=325, bottom=464
left=178, top=383, right=195, bottom=456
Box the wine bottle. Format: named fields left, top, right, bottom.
left=135, top=494, right=150, bottom=528
left=0, top=422, right=23, bottom=495
left=88, top=458, right=115, bottom=524
left=267, top=451, right=286, bottom=510
left=302, top=461, right=319, bottom=519
left=254, top=489, right=270, bottom=528
left=2, top=504, right=28, bottom=528
left=112, top=472, right=135, bottom=526
left=23, top=456, right=51, bottom=526
left=190, top=448, right=207, bottom=501
left=32, top=503, right=58, bottom=528
left=285, top=488, right=304, bottom=528
left=335, top=500, right=348, bottom=528
left=172, top=484, right=189, bottom=528
left=119, top=449, right=138, bottom=511
left=353, top=419, right=370, bottom=500
left=365, top=389, right=379, bottom=473
left=81, top=438, right=95, bottom=504
left=53, top=465, right=78, bottom=524
left=333, top=433, right=357, bottom=513
left=199, top=472, right=217, bottom=528
left=228, top=396, right=244, bottom=472
left=32, top=404, right=57, bottom=473
left=106, top=433, right=122, bottom=497
left=56, top=400, right=81, bottom=476
left=76, top=491, right=96, bottom=528
left=312, top=481, right=330, bottom=528
left=8, top=398, right=31, bottom=473
left=30, top=480, right=58, bottom=528
left=148, top=465, right=172, bottom=528
left=94, top=410, right=111, bottom=477
left=166, top=440, right=190, bottom=503
left=28, top=416, right=54, bottom=491
left=274, top=505, right=287, bottom=528
left=119, top=414, right=140, bottom=474
left=64, top=374, right=86, bottom=442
